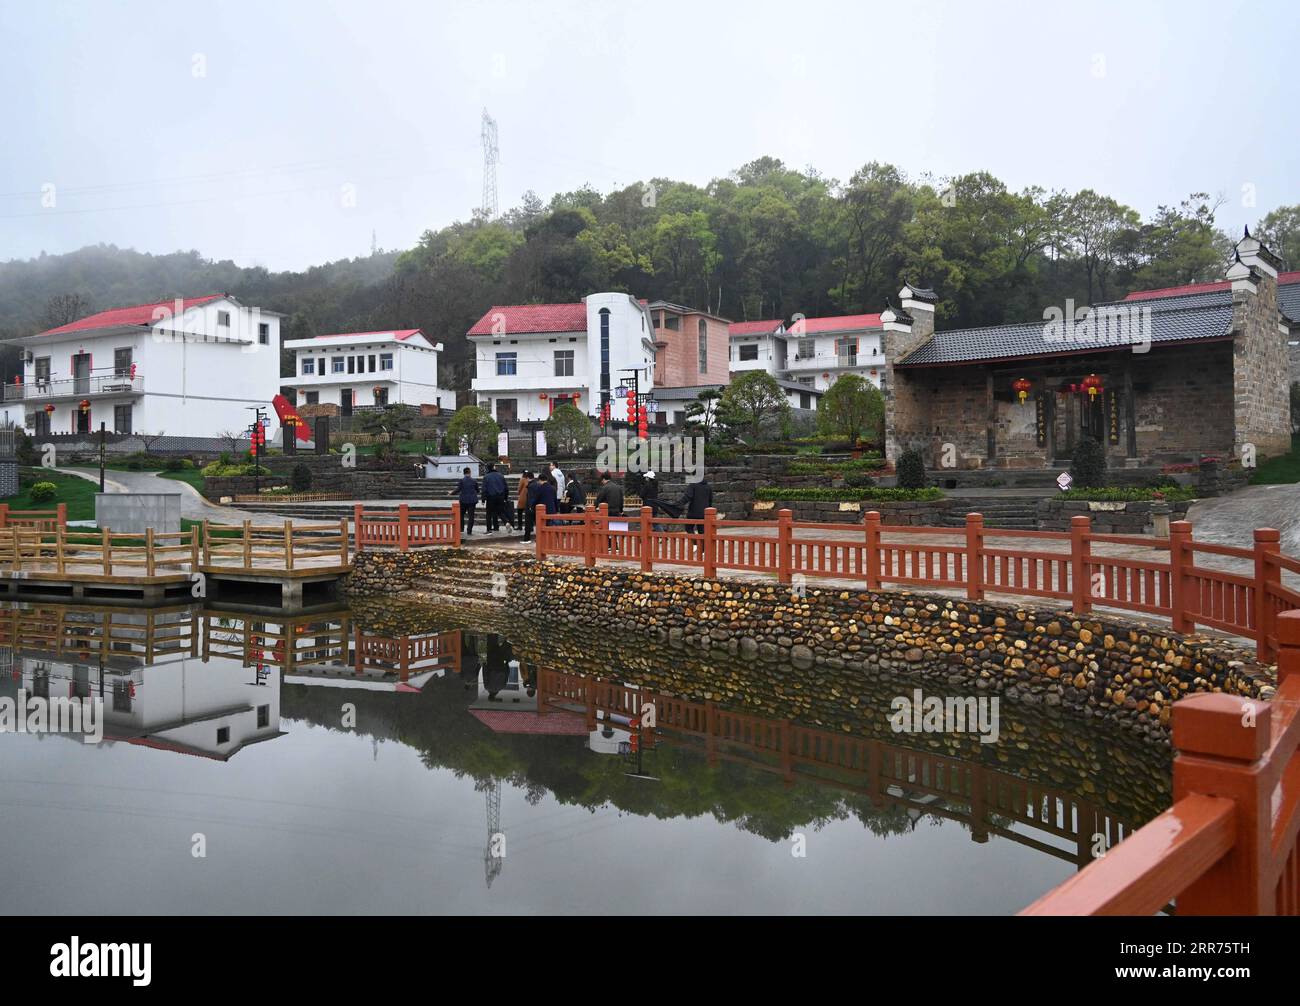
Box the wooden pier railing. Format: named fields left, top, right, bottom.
left=1023, top=609, right=1300, bottom=915
left=353, top=504, right=460, bottom=551
left=0, top=502, right=66, bottom=532
left=200, top=519, right=350, bottom=571
left=536, top=505, right=1300, bottom=663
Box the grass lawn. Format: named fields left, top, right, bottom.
left=158, top=469, right=206, bottom=491
left=1250, top=435, right=1300, bottom=484
left=3, top=469, right=99, bottom=521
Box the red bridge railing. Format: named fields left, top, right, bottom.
left=353, top=503, right=460, bottom=551
left=535, top=505, right=1300, bottom=663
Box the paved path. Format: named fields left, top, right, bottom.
left=1186, top=483, right=1300, bottom=553
left=55, top=467, right=269, bottom=523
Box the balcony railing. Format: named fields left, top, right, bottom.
left=4, top=373, right=145, bottom=402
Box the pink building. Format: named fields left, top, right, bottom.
left=647, top=300, right=731, bottom=390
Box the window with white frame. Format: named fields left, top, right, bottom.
left=698, top=319, right=708, bottom=373
left=496, top=352, right=517, bottom=376
left=738, top=343, right=759, bottom=361
left=331, top=357, right=345, bottom=373
left=798, top=337, right=815, bottom=360
left=302, top=358, right=316, bottom=375
left=380, top=353, right=394, bottom=370
left=554, top=349, right=574, bottom=377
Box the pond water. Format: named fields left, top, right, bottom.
left=0, top=600, right=1171, bottom=915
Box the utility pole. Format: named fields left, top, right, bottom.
left=98, top=421, right=106, bottom=492
left=480, top=109, right=499, bottom=219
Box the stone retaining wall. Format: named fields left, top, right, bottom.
left=345, top=548, right=1272, bottom=741
left=1036, top=498, right=1191, bottom=534
left=746, top=498, right=955, bottom=525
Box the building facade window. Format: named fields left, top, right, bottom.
left=662, top=314, right=680, bottom=331
left=738, top=343, right=759, bottom=361
left=258, top=322, right=270, bottom=345
left=599, top=309, right=611, bottom=404
left=217, top=310, right=231, bottom=328
left=34, top=357, right=50, bottom=385
left=114, top=404, right=133, bottom=433
left=347, top=357, right=356, bottom=374
left=33, top=410, right=50, bottom=436
left=380, top=353, right=394, bottom=370
left=305, top=391, right=319, bottom=404
left=114, top=347, right=133, bottom=375
left=798, top=337, right=815, bottom=360
left=554, top=349, right=574, bottom=377
left=373, top=387, right=388, bottom=407
left=496, top=352, right=517, bottom=376
left=368, top=355, right=376, bottom=372
left=698, top=319, right=708, bottom=373
left=496, top=398, right=517, bottom=423
left=331, top=357, right=345, bottom=373
left=302, top=358, right=316, bottom=375
left=836, top=336, right=858, bottom=367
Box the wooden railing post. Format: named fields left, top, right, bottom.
left=102, top=528, right=111, bottom=575
left=56, top=527, right=65, bottom=575
left=397, top=503, right=409, bottom=552
left=1277, top=610, right=1300, bottom=688
left=191, top=526, right=200, bottom=571
left=450, top=502, right=461, bottom=546
left=639, top=506, right=653, bottom=573
left=242, top=519, right=252, bottom=569
left=583, top=505, right=598, bottom=567
left=201, top=519, right=211, bottom=566
left=1171, top=691, right=1273, bottom=915
left=777, top=508, right=793, bottom=585
left=1070, top=515, right=1092, bottom=614
left=1253, top=527, right=1281, bottom=663
left=702, top=507, right=717, bottom=579
left=339, top=517, right=349, bottom=565
left=353, top=504, right=364, bottom=552
left=283, top=519, right=294, bottom=571
left=1168, top=519, right=1194, bottom=632
left=0, top=503, right=7, bottom=528
left=863, top=510, right=881, bottom=590
left=145, top=527, right=155, bottom=577
left=535, top=504, right=547, bottom=561
left=56, top=502, right=67, bottom=528
left=965, top=512, right=985, bottom=601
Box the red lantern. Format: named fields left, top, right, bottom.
left=78, top=399, right=91, bottom=413
left=1012, top=377, right=1032, bottom=405
left=539, top=393, right=548, bottom=400
left=43, top=404, right=55, bottom=415
left=1082, top=373, right=1103, bottom=400
left=572, top=392, right=580, bottom=401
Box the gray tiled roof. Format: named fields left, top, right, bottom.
left=897, top=298, right=1234, bottom=367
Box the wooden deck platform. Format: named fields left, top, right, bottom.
left=0, top=520, right=351, bottom=607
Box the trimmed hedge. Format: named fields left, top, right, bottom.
left=1055, top=486, right=1197, bottom=502
left=755, top=487, right=944, bottom=502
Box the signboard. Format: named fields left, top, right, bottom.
left=646, top=399, right=659, bottom=414
left=497, top=431, right=509, bottom=457
left=1056, top=472, right=1073, bottom=491
left=534, top=430, right=547, bottom=457
left=1106, top=389, right=1120, bottom=446
left=1034, top=393, right=1047, bottom=448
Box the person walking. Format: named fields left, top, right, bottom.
left=536, top=472, right=559, bottom=523
left=482, top=463, right=508, bottom=534
left=514, top=470, right=532, bottom=532
left=564, top=471, right=586, bottom=515
left=548, top=462, right=567, bottom=505
left=673, top=476, right=713, bottom=553
left=521, top=471, right=541, bottom=543
left=594, top=470, right=624, bottom=516
left=457, top=466, right=480, bottom=537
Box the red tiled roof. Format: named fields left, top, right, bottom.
left=789, top=313, right=882, bottom=334
left=1123, top=270, right=1300, bottom=301
left=467, top=303, right=587, bottom=336
left=729, top=319, right=783, bottom=336
left=37, top=294, right=226, bottom=336
left=312, top=329, right=422, bottom=341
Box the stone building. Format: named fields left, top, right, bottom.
left=884, top=232, right=1296, bottom=469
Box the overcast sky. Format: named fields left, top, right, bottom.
left=1, top=0, right=1296, bottom=272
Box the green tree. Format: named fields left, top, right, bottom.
left=717, top=371, right=789, bottom=443
left=1256, top=205, right=1300, bottom=270
left=543, top=403, right=593, bottom=456
left=446, top=406, right=500, bottom=458
left=817, top=374, right=884, bottom=444
left=683, top=389, right=722, bottom=442
left=353, top=403, right=419, bottom=448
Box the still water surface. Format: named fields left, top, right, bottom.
left=0, top=602, right=1170, bottom=914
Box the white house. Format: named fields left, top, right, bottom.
left=2, top=294, right=282, bottom=440
left=467, top=293, right=656, bottom=423
left=728, top=319, right=789, bottom=378
left=284, top=328, right=453, bottom=414
left=783, top=312, right=886, bottom=393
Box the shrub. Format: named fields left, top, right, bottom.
left=291, top=463, right=313, bottom=492
left=163, top=457, right=185, bottom=471
left=1056, top=486, right=1196, bottom=502
left=1071, top=437, right=1107, bottom=488
left=843, top=472, right=876, bottom=489
left=29, top=481, right=57, bottom=503
left=896, top=449, right=927, bottom=489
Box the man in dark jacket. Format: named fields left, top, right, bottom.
left=521, top=472, right=543, bottom=543
left=457, top=467, right=480, bottom=537
left=594, top=470, right=624, bottom=516
left=674, top=477, right=713, bottom=544
left=564, top=472, right=585, bottom=514
left=482, top=463, right=508, bottom=533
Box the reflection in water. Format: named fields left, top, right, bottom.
left=0, top=601, right=1172, bottom=914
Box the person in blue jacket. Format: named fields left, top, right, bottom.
left=457, top=467, right=480, bottom=536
